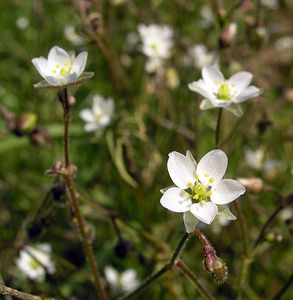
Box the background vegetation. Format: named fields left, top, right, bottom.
left=0, top=0, right=292, bottom=299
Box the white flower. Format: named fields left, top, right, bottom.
left=138, top=24, right=173, bottom=73
left=200, top=5, right=213, bottom=28
left=16, top=17, right=29, bottom=30
left=275, top=36, right=293, bottom=51
left=32, top=45, right=88, bottom=87
left=188, top=65, right=261, bottom=116
left=138, top=24, right=173, bottom=59
left=64, top=25, right=85, bottom=46
left=244, top=147, right=264, bottom=170
left=104, top=266, right=139, bottom=293
left=261, top=0, right=279, bottom=9
left=189, top=44, right=219, bottom=70
left=79, top=94, right=114, bottom=132
left=160, top=150, right=245, bottom=233
left=16, top=244, right=55, bottom=282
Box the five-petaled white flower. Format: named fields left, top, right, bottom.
left=79, top=94, right=114, bottom=132
left=16, top=244, right=55, bottom=282
left=104, top=266, right=139, bottom=293
left=188, top=65, right=261, bottom=116
left=189, top=44, right=219, bottom=70
left=138, top=24, right=173, bottom=73
left=160, top=149, right=245, bottom=233
left=32, top=45, right=88, bottom=87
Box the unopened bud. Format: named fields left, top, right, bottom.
left=88, top=13, right=103, bottom=33
left=114, top=239, right=134, bottom=259
left=29, top=126, right=51, bottom=146
left=238, top=177, right=264, bottom=193
left=266, top=232, right=283, bottom=243
left=51, top=183, right=66, bottom=202
left=13, top=113, right=37, bottom=136
left=203, top=243, right=228, bottom=284
left=219, top=23, right=237, bottom=49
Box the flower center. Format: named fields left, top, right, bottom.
left=28, top=258, right=41, bottom=270
left=150, top=42, right=159, bottom=50
left=187, top=178, right=212, bottom=203
left=52, top=61, right=72, bottom=77
left=216, top=82, right=233, bottom=100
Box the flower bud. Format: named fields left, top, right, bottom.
left=114, top=239, right=134, bottom=259
left=88, top=13, right=103, bottom=33
left=219, top=23, right=237, bottom=49
left=238, top=177, right=264, bottom=193
left=13, top=113, right=37, bottom=136
left=51, top=183, right=66, bottom=203
left=29, top=126, right=51, bottom=146
left=203, top=243, right=228, bottom=284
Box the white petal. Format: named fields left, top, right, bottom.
left=202, top=65, right=224, bottom=89
left=104, top=266, right=119, bottom=287
left=79, top=109, right=96, bottom=122
left=160, top=187, right=192, bottom=213
left=200, top=99, right=215, bottom=110
left=234, top=86, right=261, bottom=103
left=188, top=79, right=214, bottom=100
left=228, top=71, right=252, bottom=94
left=183, top=211, right=198, bottom=233
left=224, top=104, right=243, bottom=117
left=48, top=46, right=70, bottom=67
left=85, top=123, right=99, bottom=132
left=190, top=202, right=218, bottom=224
left=185, top=150, right=197, bottom=166
left=32, top=57, right=51, bottom=78
left=43, top=75, right=65, bottom=86
left=64, top=72, right=78, bottom=84
left=72, top=51, right=88, bottom=77
left=196, top=149, right=228, bottom=185
left=167, top=151, right=196, bottom=189
left=211, top=179, right=246, bottom=205
left=217, top=205, right=237, bottom=220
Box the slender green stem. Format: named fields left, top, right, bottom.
left=118, top=264, right=171, bottom=300
left=119, top=232, right=191, bottom=300
left=61, top=88, right=108, bottom=300
left=253, top=194, right=293, bottom=249
left=215, top=108, right=223, bottom=148
left=0, top=284, right=53, bottom=300
left=271, top=273, right=293, bottom=300
left=169, top=232, right=190, bottom=265
left=233, top=201, right=248, bottom=257
left=176, top=259, right=215, bottom=300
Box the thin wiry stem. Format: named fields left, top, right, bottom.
left=253, top=194, right=293, bottom=249
left=215, top=108, right=223, bottom=148
left=271, top=273, right=293, bottom=300
left=60, top=88, right=108, bottom=300
left=175, top=259, right=215, bottom=300
left=0, top=284, right=53, bottom=300
left=119, top=232, right=190, bottom=300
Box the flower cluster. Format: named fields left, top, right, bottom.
left=160, top=149, right=245, bottom=232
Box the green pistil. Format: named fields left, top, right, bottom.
left=217, top=82, right=231, bottom=100
left=28, top=259, right=41, bottom=270
left=190, top=182, right=211, bottom=203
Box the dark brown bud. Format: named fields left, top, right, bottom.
left=88, top=13, right=103, bottom=33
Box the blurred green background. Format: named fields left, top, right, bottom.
left=0, top=0, right=292, bottom=299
